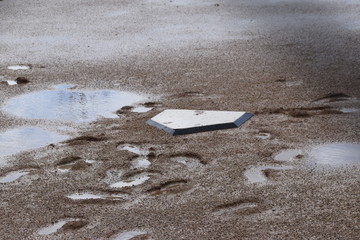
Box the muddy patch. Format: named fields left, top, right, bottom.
left=0, top=127, right=69, bottom=159
left=15, top=77, right=30, bottom=84
left=63, top=135, right=106, bottom=145
left=257, top=106, right=343, bottom=118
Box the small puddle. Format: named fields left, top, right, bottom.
left=131, top=106, right=153, bottom=113
left=1, top=80, right=17, bottom=86
left=255, top=132, right=271, bottom=139
left=244, top=165, right=293, bottom=183
left=37, top=219, right=80, bottom=235
left=67, top=193, right=126, bottom=200
left=0, top=127, right=69, bottom=158
left=110, top=175, right=150, bottom=188
left=309, top=143, right=360, bottom=167
left=117, top=144, right=149, bottom=155
left=171, top=156, right=202, bottom=168
left=3, top=88, right=146, bottom=122
left=0, top=170, right=32, bottom=183
left=111, top=230, right=147, bottom=240
left=131, top=157, right=151, bottom=169
left=57, top=163, right=76, bottom=172
left=274, top=149, right=303, bottom=162
left=340, top=108, right=358, bottom=113
left=7, top=65, right=30, bottom=70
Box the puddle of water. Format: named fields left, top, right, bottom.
left=117, top=144, right=149, bottom=155
left=67, top=193, right=126, bottom=200
left=171, top=156, right=201, bottom=168
left=57, top=163, right=75, bottom=172
left=84, top=159, right=96, bottom=164
left=131, top=106, right=153, bottom=113
left=285, top=81, right=303, bottom=87
left=52, top=84, right=75, bottom=90
left=3, top=89, right=146, bottom=122
left=309, top=143, right=360, bottom=166
left=38, top=220, right=69, bottom=235
left=112, top=231, right=147, bottom=240
left=255, top=132, right=271, bottom=139
left=340, top=108, right=358, bottom=113
left=0, top=170, right=31, bottom=183
left=274, top=149, right=302, bottom=162
left=131, top=157, right=151, bottom=169
left=7, top=65, right=30, bottom=70
left=38, top=218, right=79, bottom=235
left=0, top=127, right=69, bottom=158
left=110, top=175, right=150, bottom=188
left=1, top=80, right=17, bottom=86
left=244, top=165, right=293, bottom=183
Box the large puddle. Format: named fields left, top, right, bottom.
left=309, top=143, right=360, bottom=167
left=3, top=88, right=146, bottom=122
left=0, top=127, right=68, bottom=159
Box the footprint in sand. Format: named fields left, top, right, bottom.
left=110, top=230, right=148, bottom=240
left=244, top=165, right=293, bottom=184
left=0, top=169, right=36, bottom=183
left=170, top=152, right=206, bottom=169
left=37, top=218, right=87, bottom=235
left=117, top=143, right=156, bottom=169
left=213, top=199, right=261, bottom=216
left=274, top=149, right=303, bottom=162
left=147, top=179, right=191, bottom=196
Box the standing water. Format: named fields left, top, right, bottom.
left=0, top=127, right=68, bottom=159
left=3, top=88, right=146, bottom=122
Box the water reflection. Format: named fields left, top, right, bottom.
left=309, top=143, right=360, bottom=167
left=0, top=127, right=68, bottom=158
left=3, top=89, right=145, bottom=122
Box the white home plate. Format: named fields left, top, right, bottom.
left=146, top=109, right=253, bottom=135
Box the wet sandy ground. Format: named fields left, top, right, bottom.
left=1, top=0, right=360, bottom=239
